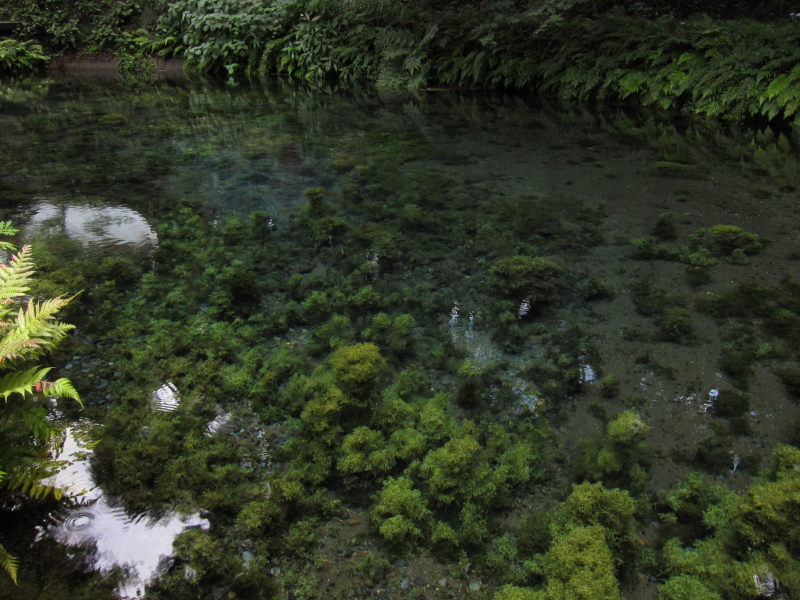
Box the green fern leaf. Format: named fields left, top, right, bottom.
left=0, top=245, right=34, bottom=308
left=43, top=378, right=81, bottom=404
left=0, top=366, right=52, bottom=400
left=0, top=221, right=18, bottom=237
left=0, top=543, right=17, bottom=585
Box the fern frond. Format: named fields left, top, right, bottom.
left=0, top=221, right=18, bottom=238
left=0, top=543, right=17, bottom=585
left=19, top=402, right=56, bottom=443
left=0, top=297, right=75, bottom=364
left=0, top=245, right=34, bottom=305
left=43, top=378, right=81, bottom=404
left=4, top=464, right=65, bottom=501
left=0, top=366, right=52, bottom=401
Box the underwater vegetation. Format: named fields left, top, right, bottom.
left=490, top=256, right=563, bottom=307
left=1, top=81, right=799, bottom=600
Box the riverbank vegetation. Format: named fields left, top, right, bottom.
left=1, top=1, right=800, bottom=123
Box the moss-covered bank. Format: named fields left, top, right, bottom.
left=2, top=1, right=800, bottom=124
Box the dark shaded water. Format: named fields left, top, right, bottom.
left=1, top=80, right=799, bottom=599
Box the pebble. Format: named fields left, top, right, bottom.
left=438, top=578, right=447, bottom=587
left=400, top=579, right=410, bottom=590
left=414, top=577, right=425, bottom=585
left=469, top=583, right=481, bottom=592
left=269, top=567, right=281, bottom=577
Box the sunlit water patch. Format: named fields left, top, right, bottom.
left=24, top=200, right=158, bottom=248
left=205, top=411, right=232, bottom=436
left=38, top=426, right=210, bottom=598
left=151, top=382, right=181, bottom=412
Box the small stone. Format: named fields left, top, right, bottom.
left=269, top=567, right=281, bottom=577
left=438, top=578, right=447, bottom=587
left=242, top=551, right=254, bottom=563
left=469, top=583, right=481, bottom=592
left=414, top=577, right=425, bottom=586
left=400, top=579, right=410, bottom=590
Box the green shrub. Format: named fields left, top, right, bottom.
left=0, top=39, right=49, bottom=75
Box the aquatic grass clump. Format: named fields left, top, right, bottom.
left=657, top=306, right=695, bottom=343
left=490, top=256, right=562, bottom=305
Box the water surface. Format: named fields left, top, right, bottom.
left=1, top=80, right=799, bottom=598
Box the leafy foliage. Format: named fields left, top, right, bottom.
left=0, top=39, right=49, bottom=76
left=6, top=0, right=146, bottom=54
left=0, top=224, right=80, bottom=584
left=158, top=0, right=289, bottom=79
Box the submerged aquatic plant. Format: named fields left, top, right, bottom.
left=490, top=256, right=562, bottom=305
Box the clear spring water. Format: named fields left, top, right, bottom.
left=2, top=79, right=800, bottom=597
